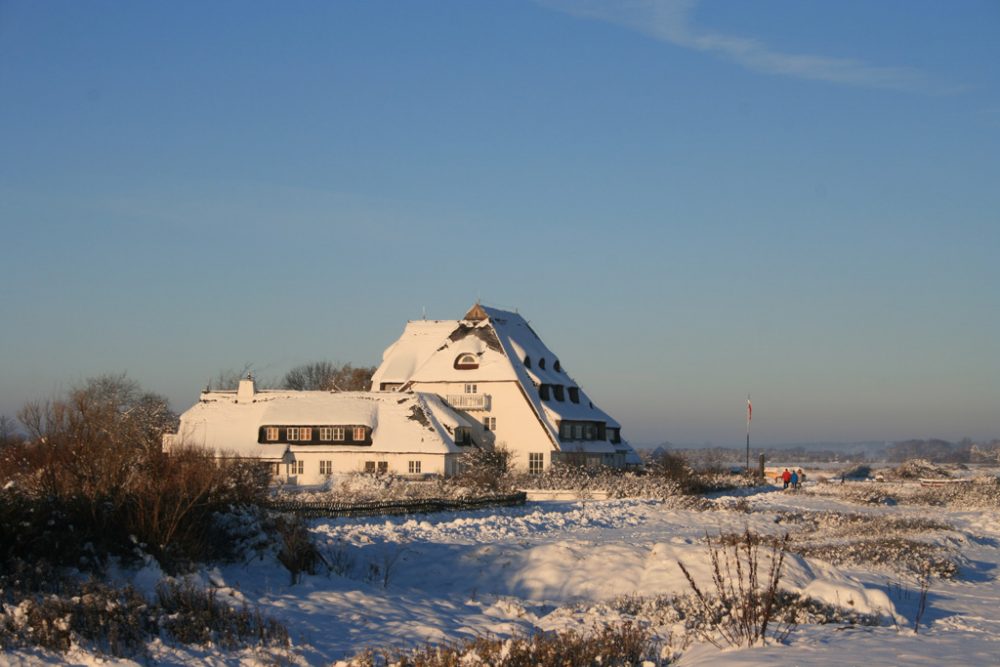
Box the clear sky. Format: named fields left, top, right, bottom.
left=1, top=1, right=998, bottom=446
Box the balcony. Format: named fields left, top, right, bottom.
left=445, top=393, right=491, bottom=411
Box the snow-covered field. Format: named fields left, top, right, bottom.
left=6, top=481, right=1000, bottom=666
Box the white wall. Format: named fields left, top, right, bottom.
left=409, top=380, right=558, bottom=472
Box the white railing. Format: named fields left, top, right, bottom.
left=445, top=394, right=491, bottom=411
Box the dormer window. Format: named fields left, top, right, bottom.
left=538, top=358, right=546, bottom=370
left=568, top=387, right=580, bottom=404
left=454, top=353, right=479, bottom=370
left=524, top=356, right=531, bottom=369
left=552, top=385, right=565, bottom=402
left=554, top=360, right=561, bottom=372
left=538, top=384, right=550, bottom=401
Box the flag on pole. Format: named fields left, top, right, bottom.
left=747, top=396, right=752, bottom=423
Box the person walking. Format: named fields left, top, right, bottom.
left=781, top=468, right=791, bottom=489
left=790, top=469, right=799, bottom=491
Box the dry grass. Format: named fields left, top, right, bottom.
left=349, top=623, right=659, bottom=667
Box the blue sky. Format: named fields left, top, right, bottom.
left=1, top=0, right=997, bottom=446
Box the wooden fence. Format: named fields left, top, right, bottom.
left=263, top=491, right=527, bottom=519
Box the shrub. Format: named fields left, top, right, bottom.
left=156, top=581, right=290, bottom=649
left=351, top=622, right=658, bottom=667
left=457, top=445, right=514, bottom=493
left=273, top=515, right=323, bottom=584
left=677, top=528, right=792, bottom=647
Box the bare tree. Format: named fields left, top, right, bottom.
left=282, top=361, right=375, bottom=392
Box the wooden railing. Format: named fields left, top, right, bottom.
left=262, top=491, right=526, bottom=518
left=444, top=393, right=491, bottom=410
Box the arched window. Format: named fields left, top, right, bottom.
left=538, top=358, right=546, bottom=370
left=454, top=353, right=479, bottom=370
left=554, top=360, right=561, bottom=372
left=524, top=356, right=531, bottom=369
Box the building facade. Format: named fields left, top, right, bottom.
left=371, top=304, right=641, bottom=473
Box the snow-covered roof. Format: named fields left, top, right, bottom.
left=371, top=304, right=634, bottom=452
left=168, top=389, right=473, bottom=459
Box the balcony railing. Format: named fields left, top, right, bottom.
left=445, top=394, right=491, bottom=411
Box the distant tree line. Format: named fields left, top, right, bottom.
left=887, top=438, right=1000, bottom=464
left=208, top=361, right=376, bottom=393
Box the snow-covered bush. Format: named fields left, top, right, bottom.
left=156, top=580, right=290, bottom=649
left=348, top=622, right=660, bottom=667
left=766, top=510, right=961, bottom=578
left=0, top=578, right=290, bottom=658
left=456, top=444, right=515, bottom=493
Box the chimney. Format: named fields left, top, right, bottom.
left=237, top=373, right=256, bottom=403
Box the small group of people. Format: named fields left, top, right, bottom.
left=781, top=468, right=804, bottom=490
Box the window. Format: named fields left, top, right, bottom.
left=538, top=358, right=546, bottom=370
left=568, top=387, right=580, bottom=404
left=352, top=426, right=366, bottom=441
left=524, top=356, right=531, bottom=368
left=608, top=428, right=621, bottom=444
left=560, top=422, right=571, bottom=440
left=270, top=462, right=281, bottom=476
left=538, top=384, right=550, bottom=401
left=554, top=360, right=561, bottom=372
left=319, top=460, right=333, bottom=475
left=552, top=385, right=565, bottom=402
left=319, top=427, right=333, bottom=441
left=408, top=460, right=422, bottom=474
left=288, top=460, right=304, bottom=475
left=265, top=427, right=279, bottom=441
left=455, top=427, right=472, bottom=445
left=483, top=416, right=496, bottom=431
left=332, top=426, right=345, bottom=441
left=380, top=382, right=402, bottom=391
left=454, top=353, right=479, bottom=370
left=299, top=427, right=312, bottom=442
left=584, top=424, right=595, bottom=440
left=528, top=452, right=544, bottom=474
left=364, top=461, right=376, bottom=473
left=377, top=461, right=388, bottom=474
left=464, top=383, right=477, bottom=394
left=573, top=424, right=583, bottom=440
left=286, top=427, right=300, bottom=441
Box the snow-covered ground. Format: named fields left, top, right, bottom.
left=5, top=482, right=1000, bottom=666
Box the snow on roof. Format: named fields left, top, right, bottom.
left=369, top=303, right=636, bottom=457
left=169, top=390, right=472, bottom=458
left=373, top=320, right=459, bottom=386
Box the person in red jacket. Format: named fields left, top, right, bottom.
left=781, top=468, right=791, bottom=489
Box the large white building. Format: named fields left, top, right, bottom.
left=164, top=379, right=487, bottom=484
left=165, top=303, right=639, bottom=481
left=371, top=304, right=640, bottom=473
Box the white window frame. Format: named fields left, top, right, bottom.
left=288, top=460, right=304, bottom=475
left=352, top=426, right=366, bottom=441
left=465, top=383, right=477, bottom=394
left=287, top=427, right=300, bottom=441
left=319, top=460, right=333, bottom=475
left=408, top=460, right=422, bottom=474
left=266, top=427, right=279, bottom=441
left=332, top=426, right=345, bottom=441
left=528, top=452, right=544, bottom=474
left=483, top=416, right=496, bottom=431
left=319, top=427, right=333, bottom=441
left=299, top=427, right=312, bottom=442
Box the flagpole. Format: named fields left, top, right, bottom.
left=746, top=394, right=751, bottom=473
